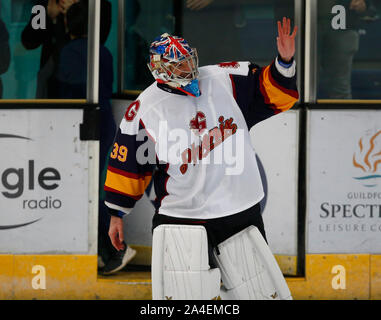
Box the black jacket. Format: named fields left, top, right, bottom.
left=0, top=19, right=11, bottom=99
left=21, top=0, right=112, bottom=98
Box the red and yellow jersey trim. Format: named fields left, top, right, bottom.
left=259, top=64, right=299, bottom=114
left=104, top=166, right=152, bottom=199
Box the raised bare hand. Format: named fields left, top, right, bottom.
left=277, top=17, right=298, bottom=63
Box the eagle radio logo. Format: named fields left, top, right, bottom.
left=0, top=133, right=62, bottom=230
left=352, top=130, right=381, bottom=188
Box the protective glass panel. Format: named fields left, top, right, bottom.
left=317, top=0, right=381, bottom=99
left=182, top=0, right=295, bottom=67
left=123, top=0, right=295, bottom=92
left=123, top=0, right=174, bottom=91
left=0, top=0, right=91, bottom=100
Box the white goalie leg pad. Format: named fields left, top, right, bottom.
left=152, top=224, right=221, bottom=300
left=214, top=225, right=292, bottom=300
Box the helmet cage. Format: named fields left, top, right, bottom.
left=162, top=48, right=199, bottom=85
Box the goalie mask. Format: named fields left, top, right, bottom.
left=148, top=33, right=200, bottom=97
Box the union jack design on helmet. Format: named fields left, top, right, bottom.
left=147, top=33, right=199, bottom=88
left=151, top=35, right=193, bottom=61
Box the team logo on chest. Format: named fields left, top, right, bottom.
left=189, top=111, right=207, bottom=136
left=180, top=115, right=238, bottom=174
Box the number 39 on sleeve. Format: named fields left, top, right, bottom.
left=110, top=142, right=128, bottom=162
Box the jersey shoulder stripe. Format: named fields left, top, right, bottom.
left=199, top=62, right=250, bottom=79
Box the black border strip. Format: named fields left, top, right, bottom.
left=80, top=104, right=100, bottom=141
left=296, top=106, right=307, bottom=277
left=295, top=0, right=306, bottom=278
left=173, top=0, right=183, bottom=36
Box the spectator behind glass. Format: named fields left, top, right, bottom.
left=56, top=2, right=118, bottom=270
left=318, top=0, right=379, bottom=99
left=182, top=0, right=245, bottom=66
left=21, top=0, right=111, bottom=99
left=124, top=0, right=152, bottom=91
left=0, top=18, right=11, bottom=99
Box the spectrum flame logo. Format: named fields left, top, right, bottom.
left=352, top=130, right=381, bottom=188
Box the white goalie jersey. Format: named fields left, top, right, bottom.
left=104, top=59, right=298, bottom=219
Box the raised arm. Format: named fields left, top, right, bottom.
left=226, top=17, right=299, bottom=129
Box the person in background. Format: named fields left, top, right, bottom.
left=22, top=0, right=78, bottom=98
left=182, top=0, right=245, bottom=66
left=56, top=2, right=135, bottom=274
left=124, top=0, right=152, bottom=91
left=0, top=18, right=11, bottom=99
left=319, top=0, right=379, bottom=98
left=21, top=0, right=111, bottom=98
